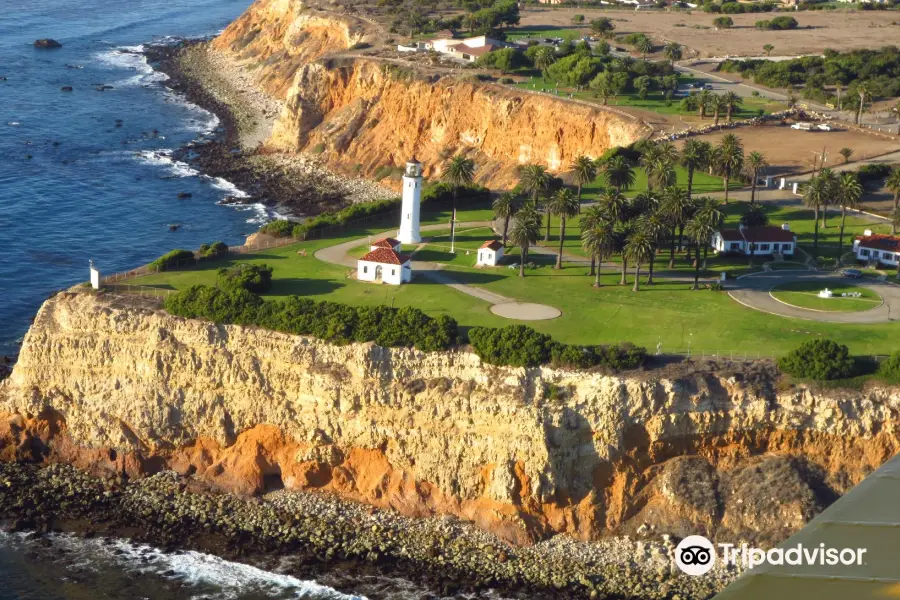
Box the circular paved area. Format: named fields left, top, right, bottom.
left=490, top=302, right=561, bottom=321
left=729, top=270, right=900, bottom=323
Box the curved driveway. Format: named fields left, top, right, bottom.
left=729, top=270, right=900, bottom=323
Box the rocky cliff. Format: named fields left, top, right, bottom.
left=2, top=291, right=899, bottom=546
left=208, top=0, right=647, bottom=189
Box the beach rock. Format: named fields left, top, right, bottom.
left=168, top=224, right=181, bottom=231
left=60, top=86, right=73, bottom=92
left=34, top=39, right=62, bottom=49
left=177, top=192, right=192, bottom=199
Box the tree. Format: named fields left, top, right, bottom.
left=624, top=229, right=654, bottom=291
left=739, top=204, right=769, bottom=228
left=892, top=207, right=900, bottom=239
left=709, top=94, right=724, bottom=126
left=715, top=134, right=744, bottom=204
left=572, top=14, right=585, bottom=24
left=570, top=155, right=597, bottom=213
left=634, top=36, right=652, bottom=59
left=508, top=207, right=541, bottom=278
left=744, top=151, right=768, bottom=204
left=634, top=75, right=652, bottom=100
left=664, top=42, right=682, bottom=64
left=604, top=155, right=636, bottom=193
left=590, top=17, right=615, bottom=38
left=637, top=212, right=667, bottom=284
left=660, top=186, right=694, bottom=268
left=835, top=172, right=862, bottom=264
left=493, top=192, right=519, bottom=246
left=517, top=163, right=551, bottom=242
left=590, top=72, right=615, bottom=105
left=685, top=197, right=724, bottom=288
left=763, top=44, right=774, bottom=56
left=534, top=46, right=556, bottom=79
left=601, top=189, right=629, bottom=226
left=697, top=89, right=712, bottom=120
left=887, top=168, right=900, bottom=211
left=856, top=81, right=870, bottom=126
left=713, top=16, right=734, bottom=29
left=722, top=91, right=741, bottom=122
left=839, top=147, right=854, bottom=164
left=442, top=155, right=475, bottom=254
left=548, top=187, right=579, bottom=269
left=681, top=139, right=710, bottom=199
left=581, top=213, right=616, bottom=287
left=802, top=171, right=830, bottom=259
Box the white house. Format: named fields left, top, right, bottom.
left=854, top=231, right=900, bottom=265
left=711, top=224, right=796, bottom=256
left=477, top=240, right=504, bottom=266
left=370, top=237, right=402, bottom=253
left=420, top=34, right=512, bottom=63
left=357, top=247, right=412, bottom=285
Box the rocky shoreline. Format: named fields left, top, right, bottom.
left=0, top=461, right=736, bottom=599
left=143, top=40, right=394, bottom=219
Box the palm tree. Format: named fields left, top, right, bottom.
left=709, top=94, right=724, bottom=126
left=839, top=147, right=854, bottom=164
left=534, top=47, right=556, bottom=80
left=697, top=90, right=712, bottom=120
left=581, top=213, right=616, bottom=287
left=887, top=168, right=900, bottom=210
left=624, top=229, right=654, bottom=291
left=570, top=155, right=597, bottom=213
left=660, top=186, right=694, bottom=268
left=892, top=208, right=900, bottom=239
left=548, top=187, right=579, bottom=269
left=693, top=197, right=724, bottom=270
left=580, top=205, right=607, bottom=277
left=663, top=41, right=682, bottom=64
left=835, top=172, right=863, bottom=264
left=715, top=134, right=744, bottom=204
left=604, top=155, right=636, bottom=193
left=740, top=204, right=769, bottom=228
left=856, top=81, right=870, bottom=126
left=744, top=151, right=768, bottom=205
left=442, top=155, right=475, bottom=254
left=508, top=208, right=541, bottom=278
left=493, top=192, right=519, bottom=246
left=637, top=212, right=667, bottom=284
left=601, top=189, right=628, bottom=227
left=722, top=91, right=741, bottom=122
left=818, top=168, right=838, bottom=229
left=634, top=36, right=652, bottom=59
left=518, top=163, right=551, bottom=240
left=644, top=155, right=676, bottom=191
left=680, top=139, right=709, bottom=199
left=802, top=172, right=830, bottom=259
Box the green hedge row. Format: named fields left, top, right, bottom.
left=199, top=241, right=228, bottom=258
left=148, top=249, right=195, bottom=271
left=259, top=182, right=489, bottom=239
left=468, top=324, right=647, bottom=370
left=163, top=285, right=458, bottom=352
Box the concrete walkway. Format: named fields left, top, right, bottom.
left=729, top=270, right=900, bottom=323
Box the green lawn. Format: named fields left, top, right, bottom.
left=770, top=281, right=882, bottom=313
left=503, top=27, right=584, bottom=42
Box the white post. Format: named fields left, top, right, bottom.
left=89, top=260, right=101, bottom=290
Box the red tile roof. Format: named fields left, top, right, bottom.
left=463, top=45, right=498, bottom=57
left=360, top=248, right=411, bottom=265
left=371, top=237, right=400, bottom=249
left=480, top=240, right=504, bottom=250
left=719, top=227, right=796, bottom=243
left=856, top=234, right=900, bottom=252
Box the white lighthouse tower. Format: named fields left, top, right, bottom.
left=398, top=158, right=423, bottom=244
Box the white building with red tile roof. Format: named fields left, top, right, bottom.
left=357, top=247, right=412, bottom=285
left=370, top=237, right=401, bottom=252
left=712, top=224, right=796, bottom=256
left=854, top=231, right=900, bottom=266
left=476, top=240, right=504, bottom=266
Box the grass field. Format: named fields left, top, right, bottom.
left=770, top=281, right=883, bottom=313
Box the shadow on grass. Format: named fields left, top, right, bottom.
left=267, top=279, right=343, bottom=296
left=415, top=268, right=506, bottom=285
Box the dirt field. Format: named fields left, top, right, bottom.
left=518, top=7, right=900, bottom=58
left=677, top=123, right=900, bottom=175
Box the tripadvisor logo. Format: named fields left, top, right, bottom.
left=673, top=535, right=868, bottom=576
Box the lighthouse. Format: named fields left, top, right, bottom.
left=397, top=158, right=422, bottom=244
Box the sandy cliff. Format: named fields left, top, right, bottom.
left=207, top=0, right=646, bottom=189
left=2, top=292, right=899, bottom=546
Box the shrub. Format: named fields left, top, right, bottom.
left=878, top=351, right=900, bottom=381
left=469, top=325, right=552, bottom=367
left=164, top=286, right=457, bottom=352
left=148, top=249, right=194, bottom=271
left=217, top=263, right=274, bottom=294
left=259, top=220, right=296, bottom=237
left=856, top=163, right=892, bottom=184
left=311, top=142, right=326, bottom=154
left=757, top=16, right=798, bottom=30
left=713, top=16, right=734, bottom=28
left=499, top=77, right=515, bottom=84
left=777, top=340, right=857, bottom=380
left=721, top=2, right=744, bottom=13
left=198, top=241, right=228, bottom=258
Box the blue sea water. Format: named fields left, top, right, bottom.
left=0, top=0, right=276, bottom=353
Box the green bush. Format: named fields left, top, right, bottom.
left=878, top=351, right=900, bottom=381
left=198, top=241, right=228, bottom=258
left=259, top=220, right=296, bottom=237
left=713, top=16, right=734, bottom=28
left=756, top=16, right=798, bottom=30
left=311, top=142, right=326, bottom=154
left=163, top=285, right=458, bottom=352
left=856, top=163, right=892, bottom=184
left=148, top=249, right=194, bottom=271
left=777, top=340, right=857, bottom=380
left=217, top=263, right=274, bottom=294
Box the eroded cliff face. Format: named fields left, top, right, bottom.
left=2, top=292, right=899, bottom=546
left=208, top=0, right=646, bottom=189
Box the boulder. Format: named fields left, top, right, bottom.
left=34, top=39, right=62, bottom=49
left=60, top=86, right=73, bottom=92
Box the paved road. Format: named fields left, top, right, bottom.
left=729, top=270, right=900, bottom=323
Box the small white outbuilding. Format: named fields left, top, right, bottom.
left=357, top=247, right=412, bottom=285
left=477, top=240, right=504, bottom=266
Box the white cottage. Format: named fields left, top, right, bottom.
left=854, top=231, right=900, bottom=266
left=357, top=248, right=412, bottom=285
left=711, top=225, right=796, bottom=256
left=370, top=237, right=402, bottom=253
left=477, top=240, right=504, bottom=266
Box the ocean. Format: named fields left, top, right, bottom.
left=0, top=0, right=276, bottom=355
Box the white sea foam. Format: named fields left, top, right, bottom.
left=161, top=88, right=220, bottom=134
left=135, top=149, right=200, bottom=178
left=208, top=175, right=249, bottom=198
left=94, top=44, right=169, bottom=88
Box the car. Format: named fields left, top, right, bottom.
left=841, top=269, right=862, bottom=279
left=816, top=123, right=832, bottom=131
left=791, top=122, right=812, bottom=131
